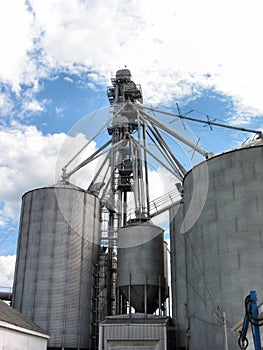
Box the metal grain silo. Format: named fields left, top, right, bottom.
left=117, top=221, right=167, bottom=314
left=170, top=143, right=263, bottom=350
left=12, top=181, right=100, bottom=349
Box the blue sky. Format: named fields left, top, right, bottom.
left=0, top=0, right=263, bottom=288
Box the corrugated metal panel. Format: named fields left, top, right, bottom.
left=12, top=183, right=100, bottom=349
left=101, top=321, right=167, bottom=350
left=170, top=145, right=263, bottom=349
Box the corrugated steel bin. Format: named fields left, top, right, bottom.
left=12, top=182, right=100, bottom=349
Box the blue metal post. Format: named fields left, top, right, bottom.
left=239, top=291, right=262, bottom=350
left=250, top=291, right=262, bottom=350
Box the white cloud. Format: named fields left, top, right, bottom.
left=0, top=122, right=100, bottom=222
left=0, top=123, right=66, bottom=220
left=0, top=1, right=38, bottom=92
left=0, top=255, right=16, bottom=287
left=0, top=0, right=262, bottom=120
left=55, top=131, right=98, bottom=188
left=22, top=98, right=44, bottom=112
left=55, top=105, right=65, bottom=116
left=0, top=91, right=13, bottom=115
left=64, top=76, right=74, bottom=83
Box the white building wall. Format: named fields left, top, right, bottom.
left=0, top=325, right=48, bottom=350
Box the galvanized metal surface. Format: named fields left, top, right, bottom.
left=117, top=223, right=166, bottom=313
left=99, top=314, right=169, bottom=350
left=12, top=182, right=100, bottom=349
left=170, top=145, right=263, bottom=349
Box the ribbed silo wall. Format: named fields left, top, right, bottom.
left=169, top=145, right=263, bottom=350
left=117, top=222, right=166, bottom=314
left=12, top=183, right=100, bottom=349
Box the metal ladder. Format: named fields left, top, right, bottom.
left=91, top=208, right=118, bottom=349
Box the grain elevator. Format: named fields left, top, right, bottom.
left=11, top=68, right=263, bottom=350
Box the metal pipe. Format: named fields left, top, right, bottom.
left=123, top=191, right=127, bottom=226
left=87, top=152, right=110, bottom=192
left=168, top=287, right=170, bottom=317
left=114, top=84, right=119, bottom=103
left=100, top=170, right=112, bottom=202
left=129, top=273, right=131, bottom=315
left=118, top=190, right=122, bottom=228
left=140, top=109, right=209, bottom=158
left=139, top=112, right=184, bottom=178
left=98, top=324, right=103, bottom=350
left=116, top=287, right=120, bottom=315
left=150, top=199, right=181, bottom=218
left=98, top=163, right=111, bottom=202
left=144, top=275, right=148, bottom=315
left=135, top=147, right=142, bottom=215
left=145, top=127, right=183, bottom=179
left=66, top=139, right=111, bottom=178
left=151, top=123, right=187, bottom=176
left=140, top=104, right=263, bottom=138
left=139, top=109, right=186, bottom=175
left=158, top=274, right=162, bottom=315
left=136, top=112, right=146, bottom=215
left=129, top=137, right=140, bottom=212
left=142, top=123, right=151, bottom=217
left=120, top=293, right=122, bottom=315
left=107, top=213, right=114, bottom=315
left=133, top=138, right=183, bottom=181
left=63, top=102, right=129, bottom=171
left=223, top=312, right=229, bottom=350
left=64, top=121, right=109, bottom=170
